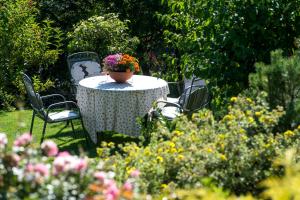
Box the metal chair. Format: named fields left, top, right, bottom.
left=22, top=73, right=88, bottom=144
left=67, top=51, right=102, bottom=95
left=157, top=83, right=210, bottom=120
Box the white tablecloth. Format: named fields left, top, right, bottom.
left=77, top=75, right=169, bottom=143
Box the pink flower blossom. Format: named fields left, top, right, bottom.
left=11, top=154, right=21, bottom=166
left=57, top=151, right=70, bottom=157
left=74, top=158, right=88, bottom=172
left=94, top=171, right=106, bottom=182
left=104, top=180, right=120, bottom=200
left=41, top=140, right=58, bottom=157
left=130, top=169, right=140, bottom=178
left=34, top=163, right=49, bottom=177
left=26, top=163, right=35, bottom=172
left=13, top=133, right=32, bottom=147
left=123, top=181, right=133, bottom=191
left=0, top=133, right=8, bottom=149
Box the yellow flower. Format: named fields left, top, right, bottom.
left=178, top=154, right=185, bottom=160
left=246, top=98, right=253, bottom=103
left=247, top=117, right=254, bottom=124
left=161, top=184, right=167, bottom=189
left=284, top=130, right=295, bottom=137
left=223, top=114, right=235, bottom=121
left=230, top=97, right=237, bottom=102
left=107, top=142, right=114, bottom=147
left=206, top=148, right=213, bottom=153
left=220, top=154, right=227, bottom=161
left=173, top=130, right=184, bottom=136
left=255, top=111, right=262, bottom=117
left=157, top=156, right=164, bottom=163
left=297, top=125, right=300, bottom=130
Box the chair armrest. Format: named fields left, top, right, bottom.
left=156, top=100, right=182, bottom=109
left=41, top=94, right=66, bottom=102
left=46, top=101, right=79, bottom=111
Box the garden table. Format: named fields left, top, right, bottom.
left=76, top=75, right=169, bottom=143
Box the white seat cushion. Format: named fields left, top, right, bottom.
left=166, top=97, right=179, bottom=104
left=48, top=110, right=79, bottom=122
left=161, top=106, right=181, bottom=120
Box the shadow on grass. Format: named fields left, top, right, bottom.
left=97, top=131, right=140, bottom=145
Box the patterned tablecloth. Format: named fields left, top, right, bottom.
left=77, top=75, right=169, bottom=143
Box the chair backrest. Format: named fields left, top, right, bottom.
left=181, top=85, right=210, bottom=113
left=67, top=51, right=101, bottom=85
left=22, top=73, right=46, bottom=118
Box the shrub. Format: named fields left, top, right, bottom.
left=97, top=94, right=300, bottom=195
left=0, top=0, right=62, bottom=109
left=249, top=49, right=300, bottom=131
left=0, top=133, right=140, bottom=199
left=158, top=0, right=300, bottom=113
left=67, top=13, right=140, bottom=61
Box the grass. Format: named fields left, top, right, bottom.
left=0, top=109, right=142, bottom=158
left=0, top=109, right=98, bottom=157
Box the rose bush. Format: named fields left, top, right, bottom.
left=0, top=133, right=140, bottom=199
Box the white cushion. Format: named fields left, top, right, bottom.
left=161, top=106, right=181, bottom=120
left=48, top=110, right=79, bottom=122
left=71, top=61, right=101, bottom=84
left=166, top=97, right=179, bottom=104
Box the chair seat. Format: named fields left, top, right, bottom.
left=161, top=106, right=181, bottom=120
left=48, top=110, right=80, bottom=122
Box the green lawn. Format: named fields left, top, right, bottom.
left=0, top=109, right=98, bottom=157
left=0, top=109, right=141, bottom=158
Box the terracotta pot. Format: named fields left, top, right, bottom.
left=109, top=71, right=133, bottom=83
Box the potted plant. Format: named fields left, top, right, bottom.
left=103, top=53, right=140, bottom=83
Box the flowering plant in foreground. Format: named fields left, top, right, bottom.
left=0, top=133, right=140, bottom=200
left=103, top=53, right=140, bottom=72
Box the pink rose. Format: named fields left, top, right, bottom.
left=74, top=158, right=88, bottom=172
left=94, top=171, right=106, bottom=182
left=41, top=140, right=58, bottom=157
left=105, top=180, right=120, bottom=200
left=57, top=151, right=70, bottom=157
left=34, top=163, right=49, bottom=177
left=123, top=181, right=133, bottom=191
left=13, top=133, right=32, bottom=147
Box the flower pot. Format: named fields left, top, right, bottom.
left=109, top=71, right=133, bottom=83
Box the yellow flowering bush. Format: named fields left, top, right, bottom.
left=98, top=94, right=300, bottom=196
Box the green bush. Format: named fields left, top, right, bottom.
left=158, top=0, right=300, bottom=113
left=0, top=0, right=62, bottom=109
left=249, top=50, right=300, bottom=131
left=97, top=94, right=300, bottom=195
left=67, top=13, right=140, bottom=61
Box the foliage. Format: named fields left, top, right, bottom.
left=96, top=94, right=300, bottom=195
left=249, top=50, right=300, bottom=131
left=0, top=133, right=139, bottom=199
left=36, top=0, right=105, bottom=31
left=103, top=54, right=140, bottom=72
left=158, top=0, right=300, bottom=113
left=0, top=0, right=62, bottom=109
left=67, top=13, right=140, bottom=61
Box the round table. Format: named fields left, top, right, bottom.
left=76, top=75, right=169, bottom=143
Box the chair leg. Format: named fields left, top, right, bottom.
left=70, top=120, right=77, bottom=139
left=29, top=111, right=35, bottom=135
left=80, top=117, right=89, bottom=145
left=40, top=121, right=47, bottom=144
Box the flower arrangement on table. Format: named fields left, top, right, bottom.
left=103, top=53, right=140, bottom=73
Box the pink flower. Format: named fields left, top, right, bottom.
left=74, top=158, right=88, bottom=172
left=41, top=140, right=58, bottom=157
left=13, top=133, right=32, bottom=147
left=26, top=163, right=35, bottom=172
left=130, top=169, right=140, bottom=178
left=123, top=181, right=133, bottom=191
left=57, top=151, right=70, bottom=157
left=0, top=133, right=7, bottom=149
left=11, top=154, right=21, bottom=166
left=104, top=180, right=120, bottom=200
left=53, top=156, right=66, bottom=174
left=34, top=163, right=49, bottom=177
left=94, top=171, right=106, bottom=182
